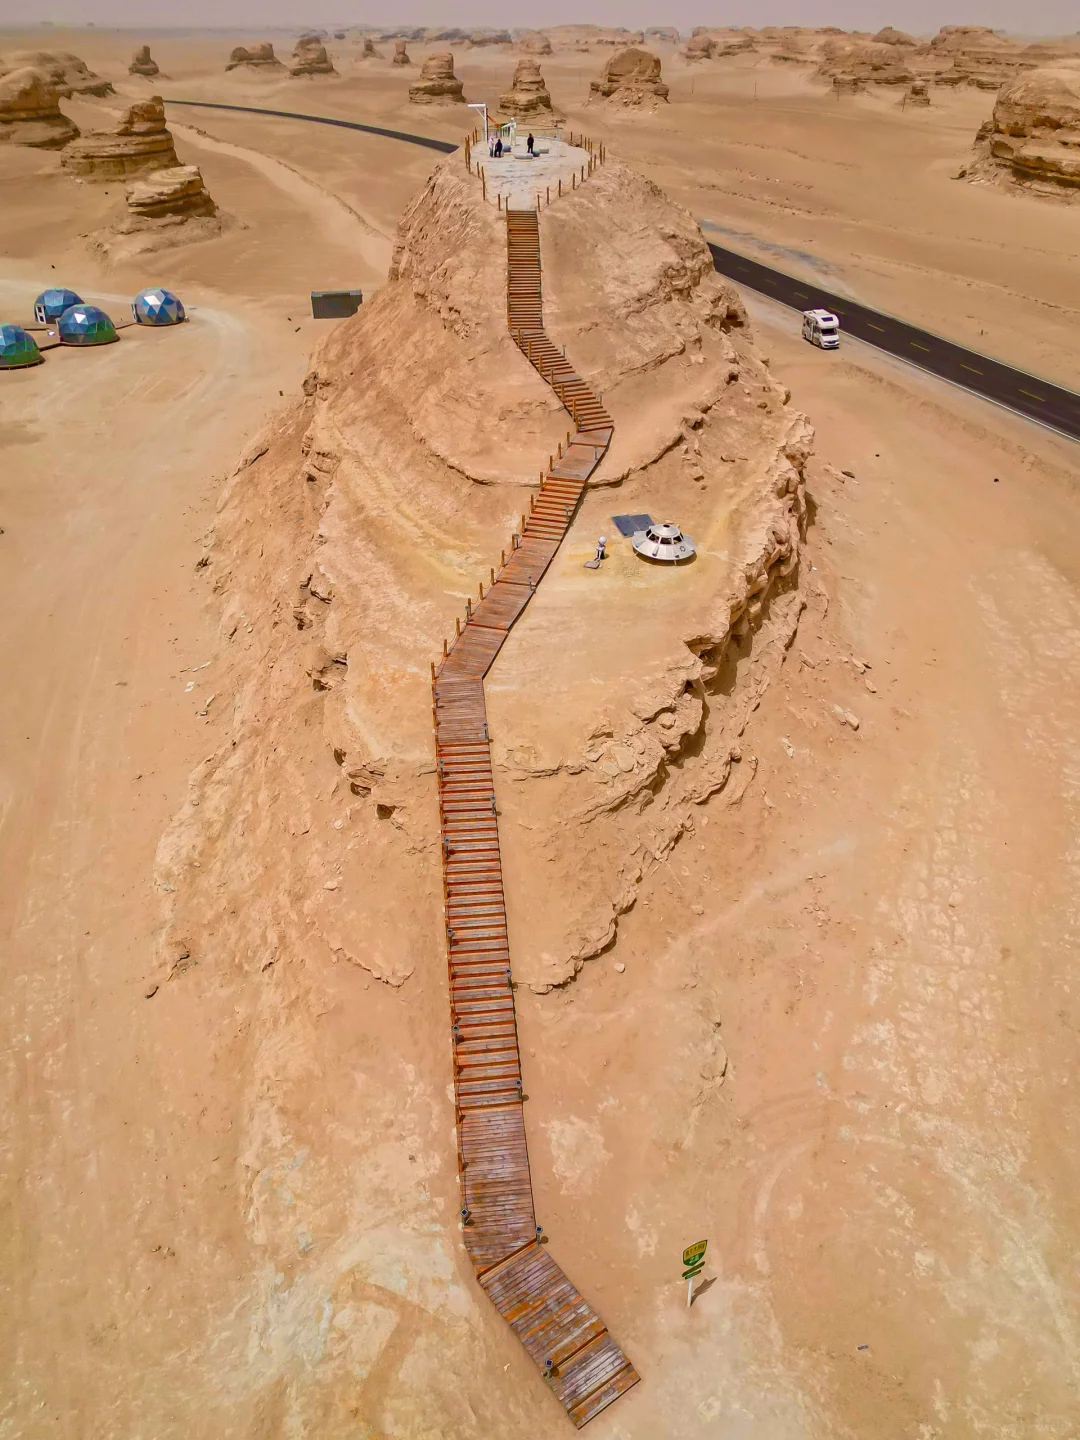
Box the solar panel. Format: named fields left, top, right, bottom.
left=611, top=513, right=652, bottom=537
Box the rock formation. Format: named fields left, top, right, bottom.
left=874, top=26, right=918, bottom=47
left=966, top=65, right=1080, bottom=196
left=817, top=38, right=914, bottom=86
left=928, top=25, right=1037, bottom=89
left=685, top=34, right=715, bottom=61
left=517, top=32, right=553, bottom=56
left=225, top=43, right=284, bottom=72
left=61, top=97, right=179, bottom=180
left=587, top=47, right=669, bottom=108
left=499, top=58, right=558, bottom=119
left=644, top=28, right=679, bottom=45
left=129, top=45, right=160, bottom=78
left=0, top=50, right=113, bottom=97
left=165, top=151, right=811, bottom=1001
left=468, top=30, right=512, bottom=47
left=832, top=74, right=865, bottom=95
left=96, top=165, right=225, bottom=261
left=905, top=79, right=931, bottom=106
left=408, top=52, right=466, bottom=104
left=392, top=40, right=411, bottom=66
left=290, top=40, right=337, bottom=77
left=125, top=165, right=219, bottom=223
left=0, top=67, right=79, bottom=149
left=360, top=37, right=382, bottom=59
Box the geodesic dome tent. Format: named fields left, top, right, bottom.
left=34, top=288, right=83, bottom=325
left=631, top=522, right=696, bottom=563
left=132, top=287, right=186, bottom=326
left=0, top=324, right=43, bottom=369
left=58, top=304, right=118, bottom=347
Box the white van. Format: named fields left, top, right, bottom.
left=802, top=308, right=840, bottom=349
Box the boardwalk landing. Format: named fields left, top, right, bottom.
left=431, top=210, right=640, bottom=1427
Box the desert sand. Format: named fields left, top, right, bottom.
left=2, top=22, right=1080, bottom=1440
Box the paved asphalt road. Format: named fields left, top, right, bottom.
left=166, top=100, right=1079, bottom=444
left=165, top=98, right=458, bottom=154
left=708, top=243, right=1080, bottom=443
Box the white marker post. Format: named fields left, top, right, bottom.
left=682, top=1239, right=708, bottom=1307
left=467, top=103, right=490, bottom=146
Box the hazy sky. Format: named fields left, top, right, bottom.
left=2, top=2, right=1077, bottom=37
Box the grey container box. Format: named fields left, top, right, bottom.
left=311, top=290, right=364, bottom=319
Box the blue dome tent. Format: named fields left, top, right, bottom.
left=58, top=304, right=119, bottom=347
left=0, top=324, right=44, bottom=368
left=132, top=288, right=186, bottom=326
left=34, top=288, right=83, bottom=325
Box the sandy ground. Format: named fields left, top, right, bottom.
left=2, top=26, right=1080, bottom=1440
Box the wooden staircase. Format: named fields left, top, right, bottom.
left=430, top=210, right=636, bottom=1427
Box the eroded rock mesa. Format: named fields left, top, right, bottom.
left=290, top=40, right=337, bottom=77
left=225, top=43, right=284, bottom=72
left=517, top=32, right=553, bottom=56
left=392, top=40, right=412, bottom=66
left=408, top=52, right=466, bottom=104
left=129, top=45, right=160, bottom=78
left=0, top=49, right=113, bottom=97
left=0, top=67, right=78, bottom=148
left=95, top=164, right=225, bottom=261
left=61, top=96, right=179, bottom=180
left=499, top=58, right=558, bottom=119
left=967, top=64, right=1080, bottom=196
left=588, top=47, right=669, bottom=108
left=159, top=153, right=811, bottom=999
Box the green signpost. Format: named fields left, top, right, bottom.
left=682, top=1239, right=708, bottom=1306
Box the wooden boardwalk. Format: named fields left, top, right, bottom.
left=431, top=210, right=639, bottom=1427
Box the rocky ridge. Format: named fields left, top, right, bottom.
left=157, top=153, right=812, bottom=998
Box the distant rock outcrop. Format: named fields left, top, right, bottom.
left=587, top=47, right=669, bottom=107
left=129, top=45, right=160, bottom=78
left=517, top=32, right=553, bottom=56
left=817, top=38, right=914, bottom=86
left=290, top=39, right=337, bottom=76
left=928, top=24, right=1040, bottom=89
left=874, top=27, right=917, bottom=47
left=0, top=67, right=79, bottom=148
left=61, top=96, right=179, bottom=180
left=225, top=43, right=284, bottom=72
left=392, top=40, right=412, bottom=66
left=966, top=65, right=1080, bottom=196
left=469, top=30, right=512, bottom=47
left=499, top=58, right=558, bottom=119
left=684, top=34, right=715, bottom=61
left=905, top=79, right=931, bottom=105
left=644, top=28, right=679, bottom=45
left=360, top=37, right=382, bottom=59
left=0, top=49, right=113, bottom=97
left=408, top=52, right=466, bottom=104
